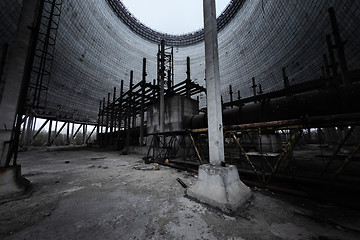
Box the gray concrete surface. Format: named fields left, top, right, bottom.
left=187, top=164, right=251, bottom=212
left=147, top=95, right=198, bottom=134
left=0, top=166, right=25, bottom=197
left=0, top=148, right=359, bottom=239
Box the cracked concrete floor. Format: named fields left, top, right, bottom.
left=1, top=148, right=360, bottom=240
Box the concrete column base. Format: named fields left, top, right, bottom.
left=0, top=165, right=29, bottom=199
left=187, top=164, right=251, bottom=212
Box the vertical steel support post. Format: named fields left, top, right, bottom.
left=82, top=124, right=86, bottom=145
left=167, top=69, right=172, bottom=91
left=251, top=77, right=257, bottom=103
left=237, top=90, right=242, bottom=107
left=186, top=56, right=191, bottom=98
left=152, top=79, right=156, bottom=101
left=20, top=115, right=28, bottom=146
left=328, top=7, right=349, bottom=85
left=140, top=58, right=146, bottom=146
left=66, top=121, right=70, bottom=145
left=126, top=71, right=133, bottom=151
left=110, top=87, right=116, bottom=135
left=171, top=47, right=174, bottom=87
left=47, top=119, right=52, bottom=146
left=282, top=67, right=290, bottom=96
left=71, top=122, right=75, bottom=144
left=159, top=40, right=165, bottom=133
left=229, top=85, right=234, bottom=108
left=54, top=120, right=58, bottom=138
left=229, top=85, right=233, bottom=108
left=117, top=80, right=124, bottom=149
left=29, top=117, right=36, bottom=146
left=326, top=35, right=338, bottom=77
left=105, top=92, right=110, bottom=146
left=25, top=114, right=34, bottom=146
left=100, top=98, right=105, bottom=146
left=96, top=100, right=101, bottom=143
left=323, top=54, right=331, bottom=80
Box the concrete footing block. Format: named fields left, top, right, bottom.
left=187, top=164, right=251, bottom=212
left=0, top=165, right=29, bottom=199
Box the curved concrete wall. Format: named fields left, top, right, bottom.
left=0, top=0, right=23, bottom=102
left=21, top=0, right=360, bottom=122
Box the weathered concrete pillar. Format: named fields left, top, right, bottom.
left=187, top=0, right=251, bottom=212
left=0, top=0, right=39, bottom=197
left=203, top=0, right=224, bottom=165
left=0, top=0, right=40, bottom=166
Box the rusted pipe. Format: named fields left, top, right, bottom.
left=186, top=84, right=360, bottom=129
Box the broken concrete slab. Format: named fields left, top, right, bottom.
left=187, top=164, right=251, bottom=212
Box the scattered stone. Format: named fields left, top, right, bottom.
left=133, top=164, right=160, bottom=171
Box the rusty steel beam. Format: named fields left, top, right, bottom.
left=189, top=113, right=360, bottom=134
left=321, top=126, right=355, bottom=176
left=231, top=132, right=263, bottom=184
left=188, top=132, right=202, bottom=164
left=189, top=84, right=360, bottom=130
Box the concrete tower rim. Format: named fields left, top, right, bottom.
left=106, top=0, right=246, bottom=47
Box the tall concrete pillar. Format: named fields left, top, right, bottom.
left=0, top=0, right=40, bottom=167
left=187, top=0, right=251, bottom=212
left=0, top=0, right=39, bottom=198
left=203, top=0, right=224, bottom=165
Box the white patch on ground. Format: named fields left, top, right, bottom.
left=91, top=183, right=102, bottom=188
left=166, top=197, right=217, bottom=239
left=223, top=214, right=236, bottom=221
left=270, top=223, right=312, bottom=240
left=61, top=187, right=84, bottom=196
